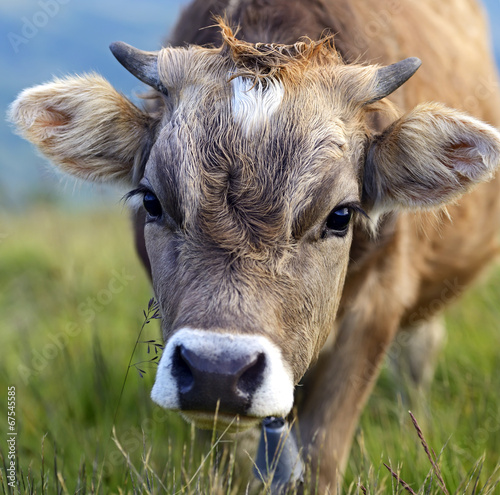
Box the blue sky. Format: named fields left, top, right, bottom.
left=1, top=0, right=190, bottom=207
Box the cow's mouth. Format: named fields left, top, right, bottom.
left=181, top=410, right=261, bottom=433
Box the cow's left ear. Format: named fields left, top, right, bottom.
left=8, top=74, right=154, bottom=184
left=363, top=102, right=500, bottom=213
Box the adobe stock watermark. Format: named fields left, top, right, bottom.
left=406, top=277, right=464, bottom=327
left=473, top=409, right=500, bottom=445
left=6, top=386, right=17, bottom=489
left=463, top=75, right=500, bottom=114
left=17, top=268, right=135, bottom=384
left=349, top=0, right=403, bottom=52
left=346, top=277, right=465, bottom=390
left=7, top=0, right=72, bottom=54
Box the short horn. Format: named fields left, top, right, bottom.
left=110, top=41, right=166, bottom=93
left=366, top=57, right=421, bottom=104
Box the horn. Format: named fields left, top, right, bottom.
left=366, top=57, right=422, bottom=104
left=109, top=41, right=166, bottom=93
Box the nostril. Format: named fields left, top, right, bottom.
left=172, top=343, right=267, bottom=414
left=172, top=345, right=194, bottom=394
left=238, top=352, right=266, bottom=397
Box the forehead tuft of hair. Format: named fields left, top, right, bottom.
left=217, top=18, right=343, bottom=81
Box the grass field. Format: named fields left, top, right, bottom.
left=0, top=204, right=499, bottom=494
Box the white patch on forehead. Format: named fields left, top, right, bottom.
left=231, top=77, right=285, bottom=135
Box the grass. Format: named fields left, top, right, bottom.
left=0, top=203, right=499, bottom=494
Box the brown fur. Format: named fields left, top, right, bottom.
left=8, top=75, right=156, bottom=184
left=8, top=1, right=500, bottom=493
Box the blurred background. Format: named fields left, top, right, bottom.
left=1, top=0, right=191, bottom=209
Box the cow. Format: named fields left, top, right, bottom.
left=8, top=0, right=500, bottom=492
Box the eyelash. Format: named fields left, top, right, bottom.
left=124, top=186, right=151, bottom=203
left=321, top=203, right=368, bottom=239
left=343, top=203, right=368, bottom=220
left=124, top=186, right=163, bottom=221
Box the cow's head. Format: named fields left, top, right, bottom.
left=9, top=24, right=500, bottom=431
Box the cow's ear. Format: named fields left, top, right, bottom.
left=363, top=102, right=500, bottom=214
left=8, top=74, right=154, bottom=184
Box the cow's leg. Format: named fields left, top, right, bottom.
left=389, top=316, right=446, bottom=390
left=298, top=311, right=402, bottom=494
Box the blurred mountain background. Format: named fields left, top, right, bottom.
left=1, top=0, right=499, bottom=210
left=1, top=0, right=190, bottom=209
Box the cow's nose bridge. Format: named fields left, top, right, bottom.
left=170, top=291, right=282, bottom=341
left=151, top=328, right=294, bottom=421
left=170, top=254, right=286, bottom=329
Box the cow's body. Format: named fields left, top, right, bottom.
left=137, top=0, right=500, bottom=484
left=9, top=0, right=500, bottom=492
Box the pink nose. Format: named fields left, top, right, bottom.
left=172, top=344, right=267, bottom=415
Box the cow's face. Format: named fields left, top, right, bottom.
left=143, top=80, right=360, bottom=427
left=126, top=38, right=396, bottom=429
left=10, top=25, right=500, bottom=431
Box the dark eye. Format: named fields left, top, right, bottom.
left=143, top=191, right=162, bottom=219
left=324, top=207, right=353, bottom=237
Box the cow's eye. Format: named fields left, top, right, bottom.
left=324, top=207, right=353, bottom=237
left=143, top=191, right=162, bottom=219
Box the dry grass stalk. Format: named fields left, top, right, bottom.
left=409, top=411, right=449, bottom=495
left=382, top=463, right=417, bottom=495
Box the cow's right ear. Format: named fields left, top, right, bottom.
left=8, top=74, right=154, bottom=184
left=363, top=102, right=500, bottom=215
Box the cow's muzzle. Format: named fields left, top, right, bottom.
left=151, top=328, right=294, bottom=431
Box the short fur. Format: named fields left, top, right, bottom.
left=8, top=75, right=156, bottom=184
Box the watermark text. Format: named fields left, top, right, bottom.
left=6, top=386, right=16, bottom=488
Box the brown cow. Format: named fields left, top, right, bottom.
left=8, top=0, right=500, bottom=492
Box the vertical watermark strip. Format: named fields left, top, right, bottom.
left=6, top=386, right=16, bottom=488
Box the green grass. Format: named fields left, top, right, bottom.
left=0, top=204, right=499, bottom=494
